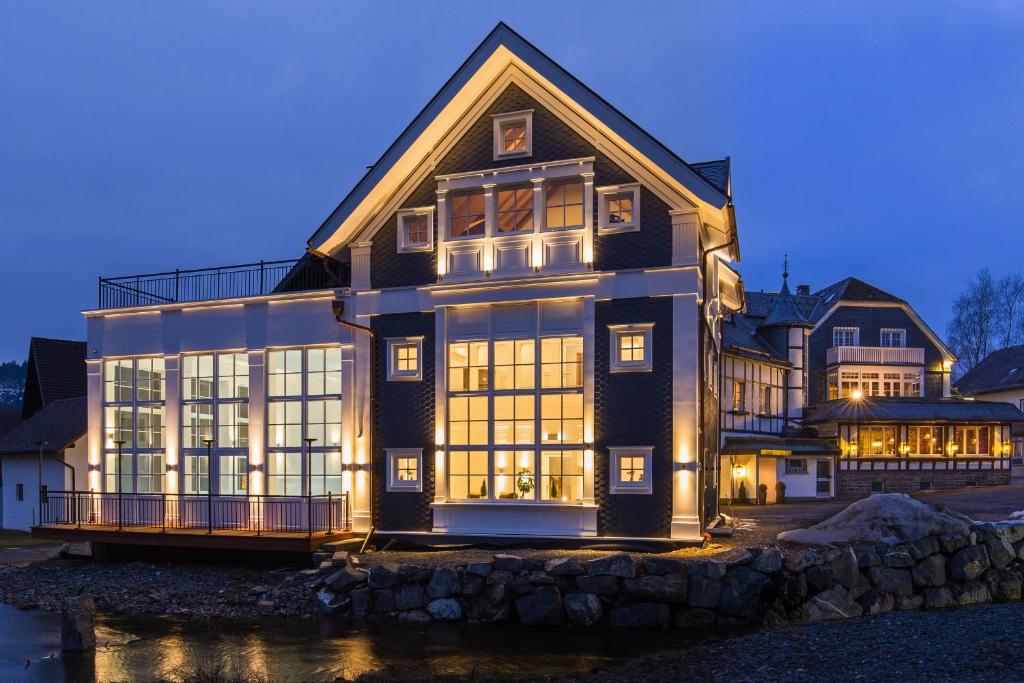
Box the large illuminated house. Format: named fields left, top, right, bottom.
left=720, top=273, right=1024, bottom=503
left=43, top=23, right=744, bottom=548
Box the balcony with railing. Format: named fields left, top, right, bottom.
left=97, top=256, right=349, bottom=310
left=827, top=345, right=925, bottom=366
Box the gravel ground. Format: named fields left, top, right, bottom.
left=553, top=603, right=1024, bottom=683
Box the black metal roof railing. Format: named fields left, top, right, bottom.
left=98, top=257, right=348, bottom=309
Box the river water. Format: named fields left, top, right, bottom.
left=0, top=603, right=696, bottom=682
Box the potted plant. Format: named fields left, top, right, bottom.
left=516, top=472, right=535, bottom=500
left=549, top=477, right=559, bottom=500
left=737, top=480, right=749, bottom=504
left=757, top=483, right=768, bottom=505
left=480, top=480, right=488, bottom=499
left=775, top=481, right=786, bottom=504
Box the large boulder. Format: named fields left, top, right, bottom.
left=622, top=574, right=687, bottom=602
left=923, top=586, right=956, bottom=609
left=911, top=554, right=946, bottom=587
left=718, top=566, right=772, bottom=618
left=372, top=589, right=395, bottom=614
left=367, top=563, right=401, bottom=589
left=468, top=583, right=510, bottom=623
left=642, top=557, right=684, bottom=576
left=575, top=574, right=620, bottom=597
left=867, top=566, right=913, bottom=597
left=62, top=596, right=96, bottom=652
left=394, top=585, right=427, bottom=611
left=545, top=557, right=584, bottom=576
left=493, top=554, right=525, bottom=572
left=986, top=569, right=1023, bottom=602
left=314, top=588, right=349, bottom=616
left=609, top=603, right=670, bottom=628
left=325, top=567, right=368, bottom=593
left=586, top=553, right=636, bottom=578
left=949, top=544, right=990, bottom=581
left=751, top=548, right=784, bottom=575
left=829, top=547, right=860, bottom=589
left=427, top=567, right=461, bottom=599
left=857, top=589, right=895, bottom=615
left=350, top=587, right=372, bottom=617
left=515, top=586, right=564, bottom=625
left=564, top=593, right=602, bottom=626
left=987, top=537, right=1015, bottom=570
left=795, top=586, right=862, bottom=621
left=776, top=572, right=807, bottom=608
left=426, top=598, right=463, bottom=621
left=957, top=581, right=991, bottom=606
left=686, top=574, right=721, bottom=609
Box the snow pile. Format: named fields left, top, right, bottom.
left=777, top=493, right=974, bottom=546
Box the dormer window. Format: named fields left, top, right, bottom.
left=880, top=328, right=906, bottom=348
left=397, top=208, right=434, bottom=253
left=833, top=327, right=859, bottom=347
left=450, top=191, right=486, bottom=239
left=597, top=184, right=641, bottom=233
left=492, top=110, right=533, bottom=160
left=544, top=180, right=584, bottom=230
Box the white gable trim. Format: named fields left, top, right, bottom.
left=810, top=301, right=955, bottom=362
left=310, top=26, right=730, bottom=256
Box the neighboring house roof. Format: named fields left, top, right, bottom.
left=954, top=345, right=1024, bottom=396
left=21, top=337, right=87, bottom=419
left=811, top=277, right=903, bottom=312
left=306, top=22, right=733, bottom=256
left=0, top=397, right=86, bottom=456
left=721, top=436, right=841, bottom=457
left=761, top=278, right=812, bottom=328
left=690, top=158, right=730, bottom=195
left=721, top=312, right=790, bottom=365
left=802, top=397, right=1024, bottom=425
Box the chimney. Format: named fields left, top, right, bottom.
left=796, top=284, right=810, bottom=296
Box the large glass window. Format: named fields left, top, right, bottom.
left=954, top=426, right=991, bottom=455
left=219, top=454, right=248, bottom=495
left=856, top=426, right=898, bottom=456
left=908, top=426, right=943, bottom=456
left=446, top=333, right=585, bottom=504
left=183, top=454, right=209, bottom=495
left=102, top=358, right=165, bottom=494
left=450, top=191, right=486, bottom=238
left=265, top=347, right=344, bottom=496
left=497, top=187, right=533, bottom=233
left=544, top=181, right=584, bottom=230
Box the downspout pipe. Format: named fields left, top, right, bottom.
left=331, top=298, right=375, bottom=532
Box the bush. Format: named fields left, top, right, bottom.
left=775, top=481, right=787, bottom=503
left=737, top=480, right=749, bottom=504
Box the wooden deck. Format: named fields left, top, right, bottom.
left=32, top=524, right=359, bottom=553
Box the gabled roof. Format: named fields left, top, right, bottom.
left=802, top=397, right=1024, bottom=425
left=307, top=22, right=732, bottom=256
left=955, top=345, right=1024, bottom=396
left=721, top=313, right=791, bottom=365
left=812, top=277, right=903, bottom=312
left=761, top=277, right=812, bottom=328
left=21, top=337, right=87, bottom=419
left=0, top=397, right=86, bottom=456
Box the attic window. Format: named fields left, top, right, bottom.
left=492, top=110, right=533, bottom=160
left=397, top=208, right=434, bottom=253
left=597, top=184, right=641, bottom=233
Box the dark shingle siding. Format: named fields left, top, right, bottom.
left=594, top=297, right=673, bottom=537
left=371, top=313, right=436, bottom=532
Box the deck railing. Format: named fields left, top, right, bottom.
left=38, top=491, right=350, bottom=536
left=98, top=258, right=346, bottom=309
left=827, top=346, right=925, bottom=366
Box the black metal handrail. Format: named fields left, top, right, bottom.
left=38, top=491, right=350, bottom=535
left=97, top=257, right=348, bottom=309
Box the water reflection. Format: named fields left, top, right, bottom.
left=0, top=604, right=695, bottom=682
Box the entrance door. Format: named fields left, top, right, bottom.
left=815, top=459, right=832, bottom=498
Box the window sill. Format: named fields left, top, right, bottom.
left=610, top=363, right=652, bottom=374
left=397, top=244, right=433, bottom=254
left=598, top=223, right=640, bottom=235
left=432, top=501, right=596, bottom=509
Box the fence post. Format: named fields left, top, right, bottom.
left=259, top=260, right=265, bottom=295
left=174, top=269, right=180, bottom=302
left=161, top=493, right=166, bottom=533
left=327, top=491, right=333, bottom=534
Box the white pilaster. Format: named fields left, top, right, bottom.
left=247, top=350, right=266, bottom=496
left=671, top=293, right=702, bottom=540
left=86, top=360, right=103, bottom=493
left=787, top=327, right=807, bottom=419
left=350, top=242, right=372, bottom=291
left=433, top=307, right=448, bottom=503
left=163, top=355, right=180, bottom=497
left=670, top=208, right=701, bottom=266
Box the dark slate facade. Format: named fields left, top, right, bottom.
left=593, top=297, right=674, bottom=538
left=371, top=312, right=436, bottom=532
left=807, top=305, right=946, bottom=404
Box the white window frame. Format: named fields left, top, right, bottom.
left=784, top=458, right=808, bottom=475
left=833, top=326, right=860, bottom=347
left=880, top=328, right=906, bottom=348
left=608, top=446, right=653, bottom=494
left=597, top=183, right=641, bottom=234
left=608, top=323, right=654, bottom=373
left=386, top=448, right=423, bottom=492
left=387, top=337, right=424, bottom=381
left=491, top=110, right=533, bottom=160
left=396, top=207, right=435, bottom=253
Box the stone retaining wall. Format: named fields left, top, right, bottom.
left=302, top=520, right=1024, bottom=628
left=837, top=469, right=1010, bottom=498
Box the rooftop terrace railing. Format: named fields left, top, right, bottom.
left=98, top=257, right=347, bottom=309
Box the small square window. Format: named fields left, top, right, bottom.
left=387, top=338, right=424, bottom=381
left=880, top=328, right=906, bottom=348
left=833, top=327, right=859, bottom=347
left=784, top=458, right=808, bottom=475
left=609, top=447, right=653, bottom=494
left=609, top=324, right=654, bottom=373
left=598, top=184, right=641, bottom=233
left=387, top=448, right=423, bottom=492
left=492, top=110, right=533, bottom=160
left=397, top=208, right=434, bottom=253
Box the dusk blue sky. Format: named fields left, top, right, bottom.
left=1, top=2, right=1022, bottom=361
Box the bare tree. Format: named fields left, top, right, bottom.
left=947, top=269, right=1000, bottom=378
left=997, top=272, right=1024, bottom=349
